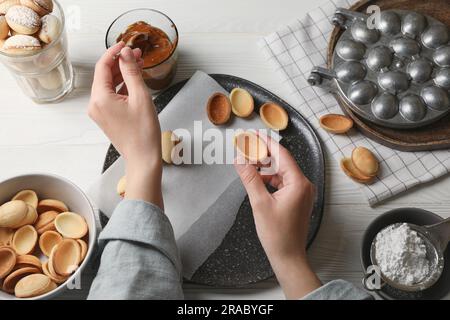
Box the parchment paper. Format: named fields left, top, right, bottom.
left=88, top=71, right=271, bottom=279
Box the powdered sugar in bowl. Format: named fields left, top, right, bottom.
left=370, top=222, right=444, bottom=292
left=361, top=208, right=450, bottom=298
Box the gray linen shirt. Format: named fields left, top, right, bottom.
left=87, top=200, right=372, bottom=300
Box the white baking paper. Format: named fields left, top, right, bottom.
left=88, top=71, right=273, bottom=279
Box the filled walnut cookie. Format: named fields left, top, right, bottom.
left=0, top=15, right=9, bottom=40
left=2, top=34, right=41, bottom=54
left=20, top=0, right=52, bottom=16
left=340, top=157, right=375, bottom=184
left=0, top=0, right=20, bottom=15
left=38, top=13, right=60, bottom=43
left=5, top=5, right=41, bottom=35
left=37, top=68, right=63, bottom=90
left=340, top=147, right=379, bottom=184
left=351, top=147, right=379, bottom=177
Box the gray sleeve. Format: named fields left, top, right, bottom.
left=301, top=280, right=373, bottom=300
left=88, top=200, right=183, bottom=300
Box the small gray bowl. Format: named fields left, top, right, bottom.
left=361, top=208, right=450, bottom=300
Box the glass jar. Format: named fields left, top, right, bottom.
left=0, top=0, right=74, bottom=104
left=105, top=9, right=179, bottom=92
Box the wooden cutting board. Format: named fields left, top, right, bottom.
left=328, top=0, right=450, bottom=151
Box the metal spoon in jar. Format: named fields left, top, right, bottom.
left=112, top=32, right=151, bottom=61
left=366, top=218, right=450, bottom=292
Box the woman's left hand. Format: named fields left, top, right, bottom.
left=88, top=42, right=164, bottom=209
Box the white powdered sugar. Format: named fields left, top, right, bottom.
left=6, top=5, right=40, bottom=28
left=4, top=34, right=40, bottom=49
left=375, top=223, right=430, bottom=285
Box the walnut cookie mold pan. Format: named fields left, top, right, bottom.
left=308, top=8, right=450, bottom=129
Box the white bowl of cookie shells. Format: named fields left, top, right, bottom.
left=0, top=173, right=97, bottom=300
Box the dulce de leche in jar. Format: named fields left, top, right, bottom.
left=116, top=19, right=178, bottom=90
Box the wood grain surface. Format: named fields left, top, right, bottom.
left=0, top=0, right=449, bottom=300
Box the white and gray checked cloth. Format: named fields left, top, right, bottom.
left=258, top=0, right=450, bottom=206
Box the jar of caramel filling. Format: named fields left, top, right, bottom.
left=106, top=10, right=179, bottom=91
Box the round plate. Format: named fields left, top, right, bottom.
left=100, top=74, right=325, bottom=287
left=361, top=208, right=450, bottom=300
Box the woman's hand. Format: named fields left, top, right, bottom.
left=234, top=135, right=321, bottom=299
left=88, top=42, right=163, bottom=209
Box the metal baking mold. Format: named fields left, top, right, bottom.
left=434, top=46, right=450, bottom=67
left=407, top=58, right=433, bottom=83
left=372, top=92, right=398, bottom=120
left=400, top=95, right=427, bottom=121
left=434, top=68, right=450, bottom=90
left=336, top=39, right=366, bottom=61
left=402, top=11, right=427, bottom=38
left=366, top=46, right=393, bottom=71
left=422, top=25, right=449, bottom=49
left=308, top=8, right=450, bottom=129
left=378, top=11, right=401, bottom=35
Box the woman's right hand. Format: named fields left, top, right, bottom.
left=234, top=135, right=322, bottom=299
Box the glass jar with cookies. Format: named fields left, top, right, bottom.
left=0, top=0, right=73, bottom=104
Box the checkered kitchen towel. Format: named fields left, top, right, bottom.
left=258, top=0, right=450, bottom=206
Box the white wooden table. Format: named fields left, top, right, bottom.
left=0, top=0, right=449, bottom=300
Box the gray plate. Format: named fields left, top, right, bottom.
left=361, top=208, right=450, bottom=300
left=101, top=74, right=325, bottom=287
